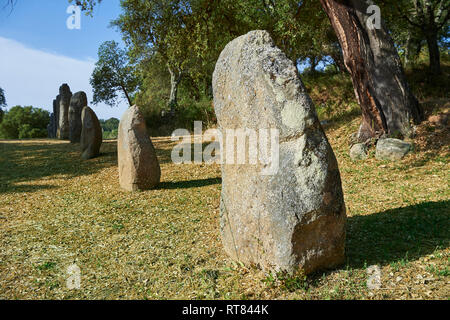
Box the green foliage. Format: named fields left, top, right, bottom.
left=0, top=106, right=49, bottom=139
left=380, top=0, right=449, bottom=71
left=90, top=40, right=139, bottom=107
left=405, top=54, right=450, bottom=100
left=0, top=87, right=6, bottom=123
left=100, top=117, right=120, bottom=139
left=262, top=269, right=308, bottom=293
left=302, top=70, right=359, bottom=121
left=108, top=0, right=340, bottom=133
left=69, top=0, right=102, bottom=15
left=80, top=0, right=448, bottom=133
left=0, top=87, right=6, bottom=108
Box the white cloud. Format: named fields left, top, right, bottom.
left=0, top=36, right=128, bottom=120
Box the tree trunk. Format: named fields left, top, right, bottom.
left=330, top=49, right=347, bottom=73
left=425, top=31, right=441, bottom=75
left=310, top=56, right=319, bottom=73
left=319, top=0, right=423, bottom=141
left=168, top=66, right=182, bottom=116
left=121, top=85, right=133, bottom=106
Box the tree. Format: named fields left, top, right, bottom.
left=111, top=0, right=199, bottom=115
left=319, top=0, right=423, bottom=141
left=77, top=0, right=425, bottom=140
left=90, top=40, right=139, bottom=107
left=99, top=117, right=120, bottom=139
left=0, top=106, right=49, bottom=139
left=383, top=0, right=449, bottom=75
left=0, top=87, right=6, bottom=123
left=100, top=117, right=119, bottom=132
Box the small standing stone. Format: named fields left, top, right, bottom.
left=376, top=138, right=411, bottom=161
left=350, top=143, right=368, bottom=161
left=118, top=105, right=161, bottom=191
left=80, top=107, right=102, bottom=160
left=69, top=91, right=87, bottom=143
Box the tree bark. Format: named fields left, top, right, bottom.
left=121, top=84, right=133, bottom=106
left=425, top=31, right=441, bottom=75
left=319, top=0, right=423, bottom=141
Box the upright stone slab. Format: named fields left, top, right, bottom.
left=53, top=96, right=60, bottom=138
left=57, top=84, right=72, bottom=140
left=69, top=91, right=87, bottom=143
left=118, top=105, right=161, bottom=191
left=212, top=30, right=346, bottom=274
left=80, top=106, right=102, bottom=160
left=47, top=113, right=55, bottom=138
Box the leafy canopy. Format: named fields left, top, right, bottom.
left=90, top=40, right=139, bottom=107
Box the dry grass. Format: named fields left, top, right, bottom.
left=0, top=104, right=449, bottom=300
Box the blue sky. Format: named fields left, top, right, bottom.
left=0, top=0, right=128, bottom=120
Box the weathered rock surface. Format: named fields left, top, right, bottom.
left=212, top=30, right=346, bottom=274
left=375, top=138, right=411, bottom=161
left=69, top=91, right=87, bottom=143
left=53, top=96, right=60, bottom=138
left=118, top=105, right=161, bottom=191
left=57, top=84, right=72, bottom=140
left=350, top=143, right=368, bottom=161
left=80, top=107, right=102, bottom=160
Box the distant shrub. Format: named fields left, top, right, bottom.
left=100, top=118, right=120, bottom=139
left=0, top=106, right=49, bottom=139
left=140, top=92, right=216, bottom=136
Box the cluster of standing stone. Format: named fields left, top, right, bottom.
left=212, top=30, right=346, bottom=274
left=47, top=83, right=102, bottom=159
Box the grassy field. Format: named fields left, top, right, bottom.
left=0, top=102, right=449, bottom=300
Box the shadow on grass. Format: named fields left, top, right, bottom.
left=157, top=177, right=221, bottom=190
left=154, top=141, right=219, bottom=165
left=0, top=184, right=58, bottom=194
left=346, top=200, right=449, bottom=269
left=0, top=140, right=117, bottom=194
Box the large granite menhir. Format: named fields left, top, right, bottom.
left=57, top=84, right=72, bottom=140
left=69, top=91, right=87, bottom=143
left=118, top=105, right=161, bottom=191
left=212, top=30, right=346, bottom=274
left=80, top=106, right=102, bottom=160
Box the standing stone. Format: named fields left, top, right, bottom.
left=212, top=30, right=346, bottom=274
left=80, top=107, right=102, bottom=160
left=375, top=138, right=411, bottom=161
left=53, top=96, right=60, bottom=138
left=57, top=84, right=72, bottom=140
left=118, top=105, right=161, bottom=191
left=69, top=91, right=87, bottom=143
left=47, top=113, right=55, bottom=138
